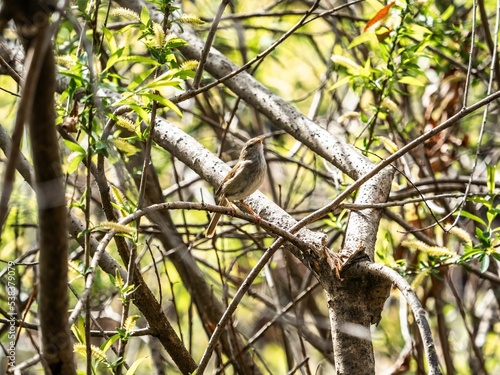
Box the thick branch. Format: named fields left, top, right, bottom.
left=27, top=26, right=76, bottom=375
left=348, top=262, right=443, bottom=375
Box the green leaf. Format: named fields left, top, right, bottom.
left=108, top=54, right=160, bottom=74
left=70, top=316, right=86, bottom=344
left=171, top=69, right=196, bottom=80
left=125, top=357, right=148, bottom=375
left=64, top=140, right=85, bottom=154
left=140, top=92, right=182, bottom=117
left=349, top=32, right=378, bottom=49
left=475, top=227, right=491, bottom=247
left=140, top=6, right=150, bottom=26
left=141, top=70, right=183, bottom=89
left=129, top=103, right=151, bottom=124
left=117, top=327, right=126, bottom=338
left=100, top=334, right=120, bottom=353
left=165, top=37, right=188, bottom=49
left=441, top=5, right=455, bottom=21
left=328, top=76, right=351, bottom=91
left=128, top=67, right=157, bottom=91
left=469, top=196, right=490, bottom=206
left=67, top=152, right=85, bottom=174
left=102, top=27, right=117, bottom=55
left=94, top=140, right=109, bottom=156
left=457, top=210, right=486, bottom=227
left=106, top=47, right=125, bottom=71
left=108, top=357, right=124, bottom=368
left=331, top=55, right=362, bottom=72
left=461, top=246, right=483, bottom=261
left=398, top=76, right=426, bottom=86
left=123, top=284, right=140, bottom=298
left=118, top=55, right=161, bottom=67
left=487, top=210, right=496, bottom=227
left=360, top=58, right=372, bottom=77
left=480, top=254, right=490, bottom=273
left=408, top=24, right=432, bottom=38
left=486, top=163, right=496, bottom=195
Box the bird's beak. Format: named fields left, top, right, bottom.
left=256, top=135, right=265, bottom=143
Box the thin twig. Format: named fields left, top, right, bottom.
left=171, top=0, right=333, bottom=104
left=451, top=0, right=500, bottom=229
left=447, top=275, right=488, bottom=374
left=192, top=0, right=230, bottom=88
left=462, top=0, right=477, bottom=106
left=295, top=88, right=500, bottom=230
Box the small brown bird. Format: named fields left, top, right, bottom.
left=206, top=136, right=267, bottom=238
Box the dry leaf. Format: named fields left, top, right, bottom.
left=364, top=2, right=396, bottom=32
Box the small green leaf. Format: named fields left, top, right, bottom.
left=351, top=32, right=378, bottom=50
left=140, top=6, right=150, bottom=25
left=94, top=140, right=109, bottom=157
left=398, top=76, right=426, bottom=86
left=70, top=317, right=86, bottom=344
left=457, top=210, right=487, bottom=227
left=117, top=327, right=126, bottom=338
left=64, top=140, right=85, bottom=154
left=486, top=163, right=496, bottom=195
left=126, top=357, right=148, bottom=375
left=67, top=152, right=85, bottom=174
left=108, top=357, right=124, bottom=368
left=141, top=70, right=183, bottom=89
left=480, top=254, right=490, bottom=273
left=101, top=334, right=120, bottom=353
left=172, top=68, right=196, bottom=80
left=475, top=227, right=489, bottom=239
left=141, top=92, right=182, bottom=116
left=475, top=227, right=491, bottom=247
left=106, top=47, right=125, bottom=71
left=408, top=24, right=432, bottom=38
left=331, top=55, right=362, bottom=72
left=119, top=55, right=161, bottom=67
left=128, top=67, right=157, bottom=91
left=165, top=38, right=188, bottom=49
left=469, top=196, right=490, bottom=206
left=328, top=76, right=351, bottom=91
left=461, top=246, right=483, bottom=261
left=129, top=104, right=151, bottom=124
left=102, top=27, right=117, bottom=54
left=487, top=211, right=496, bottom=226
left=441, top=5, right=455, bottom=21
left=123, top=284, right=140, bottom=298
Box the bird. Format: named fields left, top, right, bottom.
left=206, top=135, right=267, bottom=238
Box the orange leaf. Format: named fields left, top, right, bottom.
left=364, top=2, right=395, bottom=32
